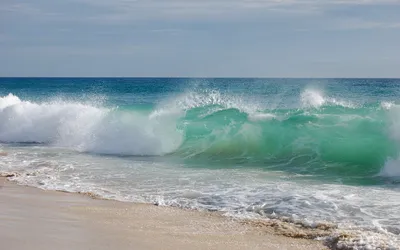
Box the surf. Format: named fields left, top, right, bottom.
left=1, top=89, right=400, bottom=181
left=0, top=93, right=183, bottom=155
left=1, top=79, right=400, bottom=249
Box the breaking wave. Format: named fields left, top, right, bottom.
left=1, top=89, right=400, bottom=180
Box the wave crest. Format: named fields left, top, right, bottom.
left=0, top=94, right=182, bottom=155
left=300, top=88, right=354, bottom=108
left=1, top=91, right=400, bottom=179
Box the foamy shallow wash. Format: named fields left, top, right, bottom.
left=0, top=78, right=400, bottom=249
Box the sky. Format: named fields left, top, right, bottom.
left=1, top=0, right=400, bottom=77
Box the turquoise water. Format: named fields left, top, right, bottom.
left=1, top=78, right=400, bottom=247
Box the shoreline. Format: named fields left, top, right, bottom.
left=0, top=177, right=327, bottom=250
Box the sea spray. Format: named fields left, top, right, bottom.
left=0, top=94, right=182, bottom=155
left=380, top=102, right=400, bottom=178
left=1, top=91, right=399, bottom=180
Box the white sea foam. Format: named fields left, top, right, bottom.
left=0, top=94, right=182, bottom=155
left=0, top=93, right=20, bottom=109
left=300, top=88, right=355, bottom=109
left=381, top=158, right=400, bottom=177
left=2, top=151, right=399, bottom=249
left=301, top=88, right=326, bottom=108
left=381, top=102, right=400, bottom=177
left=382, top=101, right=395, bottom=110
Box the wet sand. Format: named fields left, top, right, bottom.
left=0, top=177, right=327, bottom=250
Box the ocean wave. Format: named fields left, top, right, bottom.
left=1, top=92, right=400, bottom=179
left=0, top=93, right=182, bottom=155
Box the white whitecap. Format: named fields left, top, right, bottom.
left=0, top=94, right=183, bottom=156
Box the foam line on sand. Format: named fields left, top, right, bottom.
left=0, top=178, right=326, bottom=250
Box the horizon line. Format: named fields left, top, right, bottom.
left=1, top=76, right=400, bottom=79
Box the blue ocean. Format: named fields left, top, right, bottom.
left=1, top=78, right=399, bottom=248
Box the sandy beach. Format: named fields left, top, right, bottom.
left=0, top=177, right=327, bottom=250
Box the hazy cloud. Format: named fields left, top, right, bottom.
left=1, top=0, right=400, bottom=77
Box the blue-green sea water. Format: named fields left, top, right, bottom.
left=1, top=78, right=399, bottom=248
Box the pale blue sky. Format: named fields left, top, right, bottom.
left=1, top=0, right=400, bottom=77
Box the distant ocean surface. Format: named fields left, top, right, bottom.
left=1, top=78, right=399, bottom=248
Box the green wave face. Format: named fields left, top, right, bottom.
left=173, top=104, right=397, bottom=184
left=2, top=77, right=400, bottom=185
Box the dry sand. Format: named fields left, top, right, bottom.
left=0, top=177, right=327, bottom=250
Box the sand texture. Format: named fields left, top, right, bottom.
left=0, top=178, right=327, bottom=250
